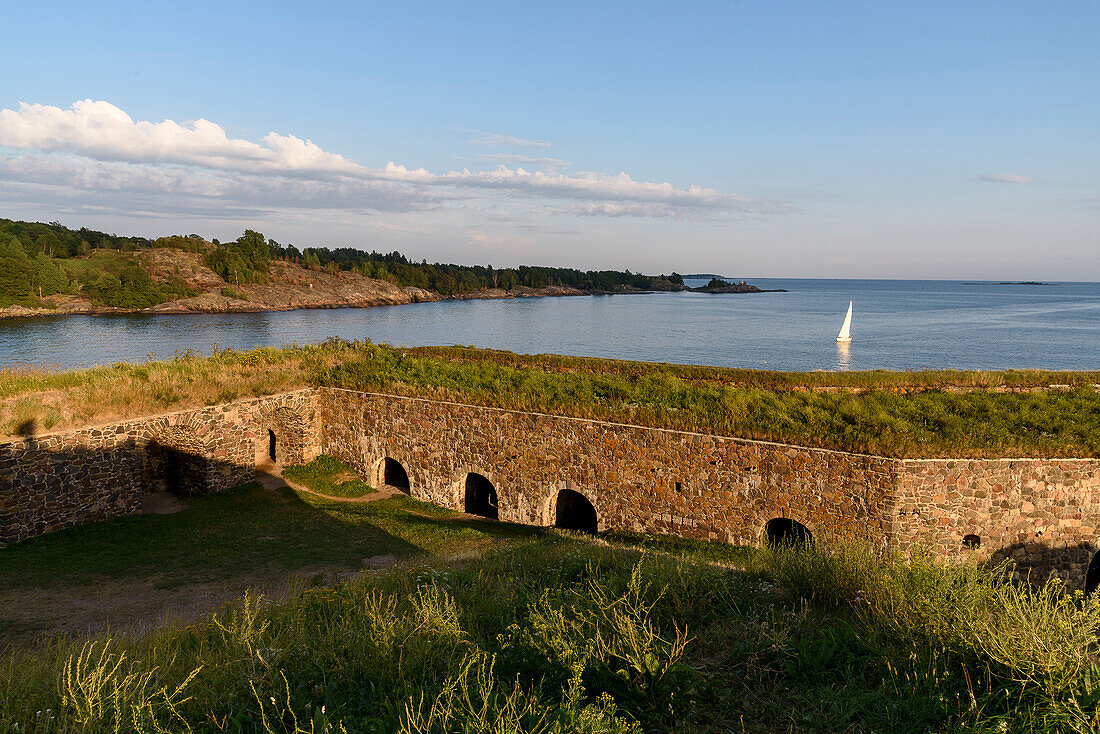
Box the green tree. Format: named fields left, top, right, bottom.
left=0, top=234, right=33, bottom=306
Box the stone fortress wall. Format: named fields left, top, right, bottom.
left=0, top=389, right=318, bottom=544
left=3, top=386, right=1099, bottom=589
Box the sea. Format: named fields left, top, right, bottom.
left=1, top=278, right=1098, bottom=372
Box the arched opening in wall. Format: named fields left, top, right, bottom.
left=464, top=473, right=498, bottom=519
left=554, top=489, right=597, bottom=533
left=384, top=458, right=411, bottom=493
left=268, top=430, right=277, bottom=463
left=146, top=440, right=207, bottom=497
left=765, top=518, right=813, bottom=547
left=1086, top=552, right=1100, bottom=595
left=963, top=534, right=981, bottom=549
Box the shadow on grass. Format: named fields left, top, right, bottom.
left=0, top=483, right=414, bottom=590
left=0, top=480, right=548, bottom=594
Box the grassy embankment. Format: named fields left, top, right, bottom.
left=2, top=340, right=1099, bottom=456
left=2, top=455, right=1099, bottom=732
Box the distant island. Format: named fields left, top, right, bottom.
left=963, top=281, right=1055, bottom=286
left=691, top=277, right=787, bottom=294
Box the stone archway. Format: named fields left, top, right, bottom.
left=464, top=472, right=498, bottom=519
left=382, top=457, right=411, bottom=493
left=145, top=426, right=211, bottom=498
left=1086, top=552, right=1100, bottom=595
left=765, top=517, right=813, bottom=547
left=553, top=489, right=597, bottom=532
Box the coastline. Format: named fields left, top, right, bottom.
left=0, top=279, right=792, bottom=320
left=0, top=283, right=595, bottom=320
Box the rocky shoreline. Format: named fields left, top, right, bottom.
left=0, top=283, right=594, bottom=319
left=0, top=248, right=598, bottom=320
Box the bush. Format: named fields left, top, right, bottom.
left=752, top=541, right=1100, bottom=726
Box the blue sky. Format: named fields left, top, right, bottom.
left=1, top=1, right=1097, bottom=278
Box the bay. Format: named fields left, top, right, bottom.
left=1, top=278, right=1098, bottom=372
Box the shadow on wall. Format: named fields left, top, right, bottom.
left=0, top=438, right=251, bottom=545
left=988, top=541, right=1100, bottom=591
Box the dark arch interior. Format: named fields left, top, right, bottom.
left=963, top=534, right=981, bottom=549
left=383, top=458, right=410, bottom=492
left=146, top=441, right=206, bottom=497
left=1087, top=552, right=1100, bottom=595
left=554, top=489, right=597, bottom=532
left=268, top=429, right=277, bottom=463
left=765, top=518, right=813, bottom=547
left=464, top=473, right=498, bottom=519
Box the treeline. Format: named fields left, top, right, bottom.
left=209, top=229, right=684, bottom=294
left=0, top=217, right=684, bottom=307
left=0, top=219, right=196, bottom=308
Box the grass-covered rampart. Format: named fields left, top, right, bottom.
left=3, top=340, right=1099, bottom=456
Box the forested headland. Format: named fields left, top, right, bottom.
left=0, top=218, right=685, bottom=312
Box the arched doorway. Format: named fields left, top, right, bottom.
left=268, top=429, right=277, bottom=463
left=464, top=473, right=498, bottom=519
left=1086, top=552, right=1100, bottom=595
left=765, top=518, right=813, bottom=547
left=554, top=489, right=597, bottom=532
left=146, top=440, right=207, bottom=497
left=384, top=457, right=411, bottom=492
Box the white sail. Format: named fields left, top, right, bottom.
left=836, top=301, right=853, bottom=342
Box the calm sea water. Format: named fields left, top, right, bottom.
left=1, top=279, right=1098, bottom=372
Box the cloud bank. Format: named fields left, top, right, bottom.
left=0, top=100, right=790, bottom=226
left=469, top=132, right=551, bottom=149
left=979, top=173, right=1035, bottom=184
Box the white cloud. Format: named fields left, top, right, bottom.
left=468, top=132, right=551, bottom=149
left=0, top=99, right=790, bottom=220
left=0, top=100, right=360, bottom=177
left=979, top=173, right=1035, bottom=184
left=477, top=152, right=569, bottom=170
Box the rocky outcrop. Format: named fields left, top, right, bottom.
left=690, top=279, right=787, bottom=294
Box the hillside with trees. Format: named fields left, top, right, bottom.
left=0, top=218, right=685, bottom=315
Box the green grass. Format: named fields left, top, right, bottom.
left=0, top=482, right=538, bottom=594
left=3, top=533, right=1099, bottom=733
left=603, top=529, right=756, bottom=566
left=0, top=461, right=546, bottom=646
left=283, top=455, right=378, bottom=498
left=4, top=340, right=1100, bottom=456
left=319, top=343, right=1100, bottom=457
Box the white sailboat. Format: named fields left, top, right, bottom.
left=836, top=301, right=853, bottom=343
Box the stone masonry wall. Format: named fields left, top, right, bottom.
left=6, top=383, right=1100, bottom=592
left=318, top=388, right=897, bottom=546
left=894, top=459, right=1100, bottom=588
left=0, top=389, right=318, bottom=544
